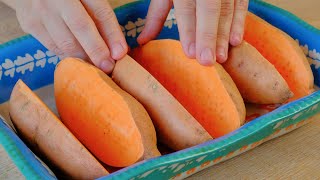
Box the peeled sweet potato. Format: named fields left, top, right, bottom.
left=54, top=58, right=159, bottom=167
left=131, top=39, right=241, bottom=138
left=223, top=41, right=293, bottom=104
left=9, top=80, right=108, bottom=179
left=112, top=55, right=212, bottom=150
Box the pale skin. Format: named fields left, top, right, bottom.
left=2, top=0, right=248, bottom=74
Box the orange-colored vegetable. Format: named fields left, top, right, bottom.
left=244, top=12, right=314, bottom=101
left=112, top=55, right=212, bottom=150
left=106, top=68, right=161, bottom=159
left=131, top=39, right=240, bottom=138
left=223, top=41, right=293, bottom=104
left=9, top=80, right=108, bottom=179
left=214, top=63, right=246, bottom=125
left=54, top=58, right=144, bottom=167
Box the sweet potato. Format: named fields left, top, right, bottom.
left=244, top=12, right=314, bottom=101
left=131, top=39, right=240, bottom=138
left=112, top=55, right=212, bottom=150
left=222, top=41, right=293, bottom=104
left=104, top=67, right=161, bottom=160
left=54, top=58, right=145, bottom=167
left=214, top=63, right=246, bottom=125
left=120, top=94, right=161, bottom=159
left=9, top=80, right=108, bottom=179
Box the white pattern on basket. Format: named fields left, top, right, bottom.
left=164, top=9, right=177, bottom=29
left=0, top=50, right=59, bottom=80
left=296, top=39, right=320, bottom=68
left=297, top=39, right=320, bottom=61
left=120, top=9, right=176, bottom=38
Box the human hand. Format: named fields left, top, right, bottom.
left=9, top=0, right=128, bottom=73
left=138, top=0, right=249, bottom=65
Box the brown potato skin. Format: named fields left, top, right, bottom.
left=112, top=55, right=212, bottom=150
left=214, top=63, right=246, bottom=125
left=223, top=41, right=293, bottom=104
left=244, top=12, right=314, bottom=101
left=9, top=80, right=108, bottom=179
left=97, top=68, right=161, bottom=159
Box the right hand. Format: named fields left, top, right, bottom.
left=138, top=0, right=248, bottom=65
left=8, top=0, right=128, bottom=73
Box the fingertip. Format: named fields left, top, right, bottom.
left=137, top=33, right=147, bottom=45
left=183, top=42, right=196, bottom=59
left=216, top=46, right=228, bottom=63
left=137, top=25, right=153, bottom=45
left=199, top=48, right=215, bottom=66
left=230, top=32, right=243, bottom=46
left=100, top=59, right=115, bottom=74
left=111, top=42, right=128, bottom=60
left=217, top=56, right=228, bottom=63
left=137, top=24, right=157, bottom=45
left=217, top=57, right=228, bottom=63
left=188, top=42, right=196, bottom=58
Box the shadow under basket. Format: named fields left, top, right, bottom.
left=1, top=0, right=320, bottom=179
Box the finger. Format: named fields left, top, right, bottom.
left=173, top=0, right=196, bottom=58
left=27, top=23, right=62, bottom=57
left=81, top=0, right=128, bottom=60
left=17, top=15, right=61, bottom=55
left=58, top=0, right=114, bottom=73
left=17, top=8, right=58, bottom=53
left=196, top=0, right=221, bottom=65
left=137, top=0, right=173, bottom=45
left=40, top=11, right=88, bottom=60
left=216, top=0, right=234, bottom=63
left=230, top=0, right=248, bottom=46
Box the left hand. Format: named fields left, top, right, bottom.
left=137, top=0, right=249, bottom=65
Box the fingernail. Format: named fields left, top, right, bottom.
left=188, top=42, right=196, bottom=58
left=111, top=42, right=125, bottom=60
left=200, top=48, right=215, bottom=65
left=137, top=33, right=145, bottom=45
left=217, top=47, right=227, bottom=63
left=231, top=33, right=241, bottom=45
left=100, top=60, right=115, bottom=73
left=137, top=26, right=149, bottom=45
left=137, top=36, right=143, bottom=45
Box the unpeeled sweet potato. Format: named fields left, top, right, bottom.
left=244, top=12, right=314, bottom=101
left=104, top=66, right=161, bottom=160
left=223, top=41, right=293, bottom=104
left=214, top=63, right=246, bottom=125
left=9, top=80, right=108, bottom=179
left=112, top=55, right=212, bottom=150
